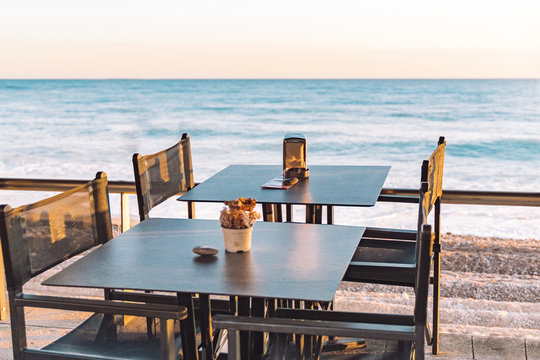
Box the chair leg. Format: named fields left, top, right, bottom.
left=178, top=293, right=199, bottom=360
left=432, top=199, right=441, bottom=355
left=415, top=333, right=425, bottom=360
left=273, top=204, right=283, bottom=222
left=228, top=329, right=241, bottom=360
left=432, top=255, right=440, bottom=354
left=199, top=294, right=214, bottom=360
left=160, top=318, right=176, bottom=360
left=8, top=290, right=27, bottom=360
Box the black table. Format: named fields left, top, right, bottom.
left=44, top=218, right=365, bottom=360
left=179, top=165, right=390, bottom=223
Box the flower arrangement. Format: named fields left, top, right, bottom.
left=219, top=197, right=260, bottom=229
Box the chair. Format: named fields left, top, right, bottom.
left=0, top=172, right=188, bottom=360
left=213, top=224, right=434, bottom=360
left=343, top=136, right=445, bottom=354
left=133, top=132, right=196, bottom=221
left=132, top=133, right=231, bottom=357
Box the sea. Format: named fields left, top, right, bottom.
left=1, top=79, right=539, bottom=239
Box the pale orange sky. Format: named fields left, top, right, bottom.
left=1, top=0, right=539, bottom=78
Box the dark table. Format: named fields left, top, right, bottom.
left=179, top=165, right=390, bottom=223
left=44, top=218, right=365, bottom=360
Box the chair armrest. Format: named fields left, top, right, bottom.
left=343, top=263, right=416, bottom=285
left=377, top=194, right=419, bottom=204
left=15, top=294, right=187, bottom=320
left=273, top=308, right=413, bottom=326
left=110, top=290, right=178, bottom=304
left=212, top=314, right=415, bottom=340
left=110, top=290, right=231, bottom=314
left=348, top=261, right=416, bottom=269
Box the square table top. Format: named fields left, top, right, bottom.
left=179, top=165, right=390, bottom=207
left=44, top=218, right=365, bottom=303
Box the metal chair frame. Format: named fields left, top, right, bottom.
left=0, top=172, right=188, bottom=360
left=213, top=224, right=434, bottom=360
left=344, top=136, right=445, bottom=354
left=132, top=132, right=196, bottom=221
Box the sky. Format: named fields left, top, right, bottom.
left=1, top=0, right=539, bottom=79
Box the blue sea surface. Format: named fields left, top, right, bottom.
left=1, top=80, right=539, bottom=238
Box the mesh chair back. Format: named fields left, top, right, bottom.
left=0, top=173, right=112, bottom=291
left=133, top=133, right=194, bottom=221
left=417, top=137, right=445, bottom=229
left=415, top=137, right=445, bottom=261
left=421, top=137, right=445, bottom=216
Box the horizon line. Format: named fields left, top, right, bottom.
left=1, top=78, right=539, bottom=81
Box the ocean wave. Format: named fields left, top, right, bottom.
left=1, top=79, right=539, bottom=237
left=450, top=140, right=540, bottom=160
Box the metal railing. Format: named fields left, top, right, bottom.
left=0, top=176, right=539, bottom=321
left=380, top=188, right=540, bottom=206
left=3, top=177, right=539, bottom=207
left=1, top=178, right=137, bottom=234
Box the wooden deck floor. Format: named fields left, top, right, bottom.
left=0, top=307, right=538, bottom=360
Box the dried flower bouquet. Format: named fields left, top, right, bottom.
left=219, top=197, right=260, bottom=229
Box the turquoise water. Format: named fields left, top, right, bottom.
left=1, top=80, right=539, bottom=237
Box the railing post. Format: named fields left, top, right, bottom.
left=121, top=192, right=131, bottom=233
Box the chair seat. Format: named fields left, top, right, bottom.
left=354, top=238, right=416, bottom=264
left=42, top=313, right=183, bottom=360
left=343, top=236, right=417, bottom=286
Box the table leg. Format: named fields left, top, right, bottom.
left=306, top=205, right=314, bottom=223
left=267, top=298, right=277, bottom=317
left=304, top=301, right=315, bottom=359
left=178, top=292, right=198, bottom=360
left=305, top=205, right=323, bottom=224
left=199, top=294, right=214, bottom=360
left=160, top=317, right=176, bottom=360
left=273, top=204, right=283, bottom=222
left=294, top=300, right=304, bottom=356
left=262, top=203, right=274, bottom=222
left=285, top=204, right=293, bottom=222
left=99, top=289, right=118, bottom=343
left=187, top=201, right=196, bottom=219
left=229, top=295, right=237, bottom=314
left=327, top=205, right=334, bottom=224
left=314, top=205, right=323, bottom=224
left=95, top=313, right=117, bottom=343
left=237, top=296, right=251, bottom=359
left=251, top=297, right=265, bottom=358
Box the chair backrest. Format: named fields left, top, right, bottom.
left=417, top=136, right=446, bottom=230
left=414, top=224, right=434, bottom=327
left=0, top=172, right=112, bottom=291
left=132, top=133, right=194, bottom=221
left=414, top=137, right=445, bottom=264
